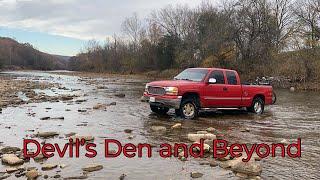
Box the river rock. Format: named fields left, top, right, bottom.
left=50, top=117, right=64, bottom=120
left=171, top=123, right=182, bottom=129
left=150, top=126, right=166, bottom=132
left=41, top=163, right=58, bottom=171
left=6, top=167, right=18, bottom=173
left=187, top=133, right=216, bottom=142
left=114, top=93, right=125, bottom=98
left=140, top=96, right=147, bottom=102
left=0, top=146, right=21, bottom=154
left=124, top=129, right=133, bottom=133
left=190, top=172, right=203, bottom=178
left=193, top=143, right=211, bottom=153
left=37, top=132, right=59, bottom=138
left=1, top=154, right=24, bottom=166
left=197, top=131, right=208, bottom=134
left=82, top=164, right=103, bottom=172
left=206, top=127, right=216, bottom=133
left=109, top=102, right=116, bottom=106
left=280, top=139, right=290, bottom=145
left=93, top=104, right=106, bottom=110
left=25, top=169, right=39, bottom=179
left=0, top=173, right=10, bottom=179
left=209, top=160, right=219, bottom=167
left=241, top=128, right=250, bottom=132
left=70, top=135, right=94, bottom=142
left=230, top=159, right=262, bottom=176
left=33, top=153, right=46, bottom=162
left=290, top=87, right=295, bottom=92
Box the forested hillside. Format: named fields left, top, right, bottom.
left=0, top=37, right=67, bottom=70
left=68, top=0, right=320, bottom=87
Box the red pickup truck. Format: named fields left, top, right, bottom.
left=143, top=68, right=275, bottom=119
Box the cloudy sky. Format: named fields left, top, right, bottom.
left=0, top=0, right=218, bottom=56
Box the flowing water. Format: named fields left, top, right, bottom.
left=0, top=71, right=319, bottom=179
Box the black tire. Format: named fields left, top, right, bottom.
left=150, top=105, right=169, bottom=115
left=175, top=109, right=181, bottom=116
left=248, top=97, right=265, bottom=114
left=179, top=97, right=199, bottom=119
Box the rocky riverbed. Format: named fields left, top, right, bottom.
left=0, top=71, right=319, bottom=179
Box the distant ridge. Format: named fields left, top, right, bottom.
left=0, top=37, right=67, bottom=70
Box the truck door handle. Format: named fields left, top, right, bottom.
left=223, top=87, right=228, bottom=91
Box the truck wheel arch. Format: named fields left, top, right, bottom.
left=181, top=92, right=201, bottom=108
left=252, top=94, right=265, bottom=104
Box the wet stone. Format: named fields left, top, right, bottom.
left=37, top=132, right=59, bottom=138
left=0, top=146, right=21, bottom=154
left=124, top=129, right=133, bottom=133
left=150, top=126, right=166, bottom=132
left=171, top=123, right=182, bottom=129
left=114, top=93, right=125, bottom=98
left=25, top=169, right=39, bottom=179
left=1, top=154, right=24, bottom=166
left=82, top=164, right=103, bottom=172
left=41, top=164, right=58, bottom=171
left=190, top=172, right=203, bottom=178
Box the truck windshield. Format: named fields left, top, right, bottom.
left=174, top=69, right=208, bottom=82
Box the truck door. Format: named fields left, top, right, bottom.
left=224, top=71, right=242, bottom=107
left=203, top=70, right=228, bottom=107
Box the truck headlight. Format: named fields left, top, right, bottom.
left=145, top=84, right=149, bottom=92
left=165, top=87, right=178, bottom=95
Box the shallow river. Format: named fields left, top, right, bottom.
left=0, top=71, right=319, bottom=179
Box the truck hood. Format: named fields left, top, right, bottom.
left=147, top=80, right=200, bottom=87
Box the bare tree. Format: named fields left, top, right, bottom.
left=121, top=13, right=144, bottom=50
left=294, top=0, right=320, bottom=48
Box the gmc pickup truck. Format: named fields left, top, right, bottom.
left=143, top=68, right=275, bottom=119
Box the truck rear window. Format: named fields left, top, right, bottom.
left=226, top=71, right=238, bottom=85
left=174, top=69, right=208, bottom=82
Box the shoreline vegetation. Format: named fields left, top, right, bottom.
left=67, top=0, right=320, bottom=91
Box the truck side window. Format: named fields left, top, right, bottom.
left=209, top=70, right=225, bottom=84
left=226, top=71, right=238, bottom=85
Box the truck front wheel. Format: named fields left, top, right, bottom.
left=150, top=105, right=169, bottom=115
left=179, top=98, right=199, bottom=119
left=248, top=97, right=264, bottom=114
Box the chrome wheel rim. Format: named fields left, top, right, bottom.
left=254, top=102, right=262, bottom=113
left=183, top=103, right=195, bottom=118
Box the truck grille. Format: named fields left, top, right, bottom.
left=148, top=86, right=165, bottom=95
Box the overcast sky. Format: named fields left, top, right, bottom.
left=0, top=0, right=218, bottom=55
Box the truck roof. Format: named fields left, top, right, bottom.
left=188, top=67, right=236, bottom=72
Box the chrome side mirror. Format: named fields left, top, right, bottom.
left=208, top=78, right=217, bottom=84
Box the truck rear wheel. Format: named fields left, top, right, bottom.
left=248, top=97, right=264, bottom=114
left=179, top=97, right=199, bottom=119
left=150, top=105, right=169, bottom=115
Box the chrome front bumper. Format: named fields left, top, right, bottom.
left=143, top=95, right=182, bottom=109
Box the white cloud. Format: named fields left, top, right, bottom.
left=0, top=0, right=218, bottom=40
